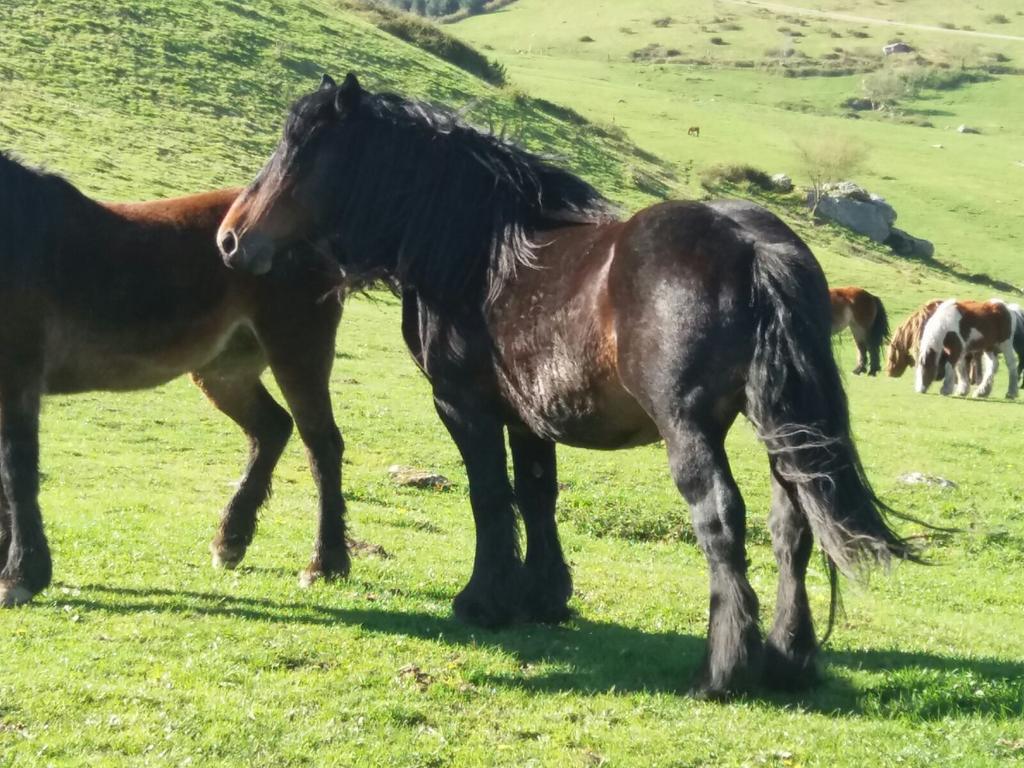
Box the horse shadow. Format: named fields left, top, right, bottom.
left=56, top=582, right=1023, bottom=719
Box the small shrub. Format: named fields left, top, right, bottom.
left=709, top=36, right=726, bottom=45
left=619, top=26, right=635, bottom=34
left=700, top=164, right=774, bottom=192
left=720, top=21, right=742, bottom=31
left=652, top=16, right=672, bottom=27
left=579, top=35, right=594, bottom=42
left=848, top=28, right=870, bottom=38
left=937, top=21, right=956, bottom=29
left=375, top=13, right=507, bottom=85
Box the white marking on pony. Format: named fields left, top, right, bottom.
left=915, top=299, right=959, bottom=393
left=974, top=352, right=998, bottom=398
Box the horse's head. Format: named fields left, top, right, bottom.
left=218, top=73, right=364, bottom=274
left=886, top=344, right=913, bottom=377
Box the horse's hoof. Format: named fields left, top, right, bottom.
left=210, top=541, right=246, bottom=570
left=522, top=599, right=573, bottom=625
left=299, top=547, right=351, bottom=588
left=762, top=642, right=819, bottom=691
left=0, top=581, right=35, bottom=608
left=453, top=587, right=517, bottom=629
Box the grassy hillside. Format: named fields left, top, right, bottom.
left=453, top=0, right=1024, bottom=294
left=1, top=1, right=1023, bottom=767
left=0, top=0, right=667, bottom=205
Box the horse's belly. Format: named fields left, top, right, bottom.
left=507, top=370, right=661, bottom=450
left=43, top=319, right=257, bottom=394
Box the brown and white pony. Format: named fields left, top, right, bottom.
left=915, top=298, right=1019, bottom=398
left=829, top=286, right=889, bottom=375
left=0, top=152, right=353, bottom=607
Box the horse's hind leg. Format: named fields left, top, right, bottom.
left=1000, top=339, right=1019, bottom=399
left=0, top=383, right=50, bottom=607
left=763, top=466, right=818, bottom=690
left=661, top=414, right=761, bottom=699
left=509, top=431, right=572, bottom=623
left=193, top=373, right=293, bottom=570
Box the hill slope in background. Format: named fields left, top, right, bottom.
left=452, top=0, right=1024, bottom=301
left=0, top=0, right=668, bottom=205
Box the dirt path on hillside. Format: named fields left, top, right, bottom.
left=720, top=0, right=1024, bottom=42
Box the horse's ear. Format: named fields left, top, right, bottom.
left=319, top=73, right=337, bottom=91
left=335, top=72, right=363, bottom=114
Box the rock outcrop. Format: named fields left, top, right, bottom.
left=808, top=181, right=933, bottom=258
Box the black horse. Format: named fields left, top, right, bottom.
left=218, top=74, right=917, bottom=698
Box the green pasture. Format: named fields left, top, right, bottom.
left=1, top=0, right=1024, bottom=766
left=454, top=0, right=1024, bottom=291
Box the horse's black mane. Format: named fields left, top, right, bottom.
left=279, top=84, right=618, bottom=305
left=0, top=152, right=87, bottom=275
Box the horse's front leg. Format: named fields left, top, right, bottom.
left=952, top=354, right=970, bottom=397
left=851, top=333, right=868, bottom=376
left=434, top=390, right=523, bottom=628
left=509, top=430, right=572, bottom=623
left=259, top=300, right=350, bottom=587
left=193, top=373, right=294, bottom=570
left=0, top=383, right=50, bottom=607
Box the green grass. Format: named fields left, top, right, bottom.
left=2, top=0, right=1024, bottom=766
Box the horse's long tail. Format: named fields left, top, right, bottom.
left=745, top=241, right=919, bottom=578
left=868, top=293, right=890, bottom=351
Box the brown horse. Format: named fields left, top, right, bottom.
left=0, top=152, right=351, bottom=606
left=829, top=286, right=889, bottom=376
left=215, top=74, right=917, bottom=698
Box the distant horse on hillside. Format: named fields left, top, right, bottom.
left=687, top=126, right=700, bottom=137
left=0, top=152, right=353, bottom=607
left=829, top=286, right=889, bottom=375
left=216, top=74, right=918, bottom=698
left=915, top=299, right=1019, bottom=398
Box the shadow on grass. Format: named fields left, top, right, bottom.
left=55, top=582, right=1024, bottom=719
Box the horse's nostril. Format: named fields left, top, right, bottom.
left=219, top=229, right=238, bottom=257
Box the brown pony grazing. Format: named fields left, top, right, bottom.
left=887, top=299, right=944, bottom=377
left=829, top=286, right=889, bottom=375
left=0, top=152, right=351, bottom=607
left=216, top=74, right=919, bottom=699
left=687, top=126, right=700, bottom=137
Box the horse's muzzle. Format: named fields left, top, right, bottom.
left=218, top=227, right=275, bottom=275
